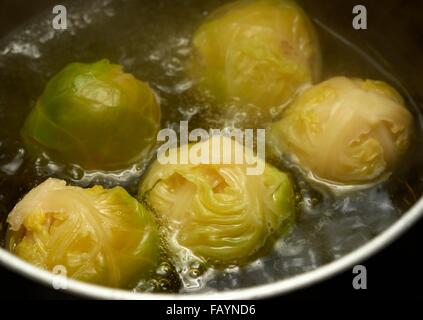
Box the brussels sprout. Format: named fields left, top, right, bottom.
left=269, top=77, right=413, bottom=185
left=190, top=0, right=321, bottom=118
left=139, top=135, right=295, bottom=266
left=22, top=59, right=161, bottom=170
left=7, top=178, right=160, bottom=288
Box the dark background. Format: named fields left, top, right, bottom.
left=0, top=0, right=422, bottom=300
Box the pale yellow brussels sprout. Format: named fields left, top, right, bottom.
left=139, top=135, right=295, bottom=266
left=190, top=0, right=321, bottom=117
left=269, top=77, right=413, bottom=185
left=7, top=178, right=160, bottom=288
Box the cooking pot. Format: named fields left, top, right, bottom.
left=0, top=0, right=422, bottom=299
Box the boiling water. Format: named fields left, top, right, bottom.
left=0, top=0, right=422, bottom=294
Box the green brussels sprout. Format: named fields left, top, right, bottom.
left=269, top=76, right=413, bottom=185
left=139, top=135, right=295, bottom=266
left=22, top=59, right=161, bottom=170
left=190, top=0, right=321, bottom=118
left=7, top=178, right=160, bottom=288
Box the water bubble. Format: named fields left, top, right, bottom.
left=0, top=148, right=25, bottom=175
left=189, top=268, right=201, bottom=278
left=156, top=262, right=171, bottom=276
left=65, top=165, right=84, bottom=180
